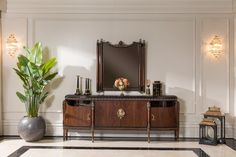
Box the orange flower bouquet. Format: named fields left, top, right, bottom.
left=114, top=78, right=130, bottom=96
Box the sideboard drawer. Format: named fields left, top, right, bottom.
left=95, top=100, right=148, bottom=128
left=63, top=103, right=91, bottom=127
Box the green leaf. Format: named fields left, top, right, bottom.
left=32, top=42, right=43, bottom=65
left=29, top=62, right=41, bottom=78
left=13, top=68, right=28, bottom=86
left=18, top=55, right=30, bottom=67
left=26, top=42, right=43, bottom=65
left=42, top=58, right=57, bottom=76
left=44, top=72, right=58, bottom=81
left=16, top=92, right=27, bottom=103
left=17, top=55, right=33, bottom=76
left=39, top=92, right=49, bottom=104
left=23, top=46, right=32, bottom=55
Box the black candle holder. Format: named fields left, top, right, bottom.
left=75, top=75, right=82, bottom=95
left=84, top=78, right=91, bottom=96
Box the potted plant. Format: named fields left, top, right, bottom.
left=13, top=42, right=58, bottom=141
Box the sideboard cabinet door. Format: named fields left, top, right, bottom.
left=119, top=100, right=147, bottom=128
left=63, top=103, right=91, bottom=127
left=95, top=101, right=120, bottom=127
left=151, top=101, right=177, bottom=128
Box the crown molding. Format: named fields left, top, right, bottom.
left=5, top=0, right=234, bottom=14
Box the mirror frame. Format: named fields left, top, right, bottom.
left=96, top=39, right=146, bottom=92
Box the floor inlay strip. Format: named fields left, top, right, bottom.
left=8, top=146, right=209, bottom=157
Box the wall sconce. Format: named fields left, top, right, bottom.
left=209, top=35, right=223, bottom=58
left=6, top=34, right=19, bottom=57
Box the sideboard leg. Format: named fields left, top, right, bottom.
left=92, top=130, right=94, bottom=143
left=65, top=129, right=68, bottom=140
left=148, top=128, right=150, bottom=143
left=91, top=101, right=95, bottom=143
left=176, top=129, right=179, bottom=140
left=174, top=130, right=177, bottom=140
left=63, top=128, right=65, bottom=141
left=147, top=101, right=151, bottom=143
left=174, top=129, right=179, bottom=140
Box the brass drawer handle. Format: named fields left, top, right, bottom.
left=87, top=114, right=91, bottom=121
left=117, top=108, right=126, bottom=119
left=151, top=114, right=156, bottom=121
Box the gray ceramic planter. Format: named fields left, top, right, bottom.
left=18, top=116, right=46, bottom=142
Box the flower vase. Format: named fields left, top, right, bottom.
left=118, top=85, right=125, bottom=96
left=120, top=90, right=125, bottom=96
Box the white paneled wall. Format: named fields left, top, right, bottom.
left=1, top=0, right=236, bottom=138
left=235, top=118, right=236, bottom=139
left=0, top=15, right=2, bottom=135
left=0, top=0, right=6, bottom=11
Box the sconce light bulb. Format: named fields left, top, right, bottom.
left=209, top=35, right=223, bottom=58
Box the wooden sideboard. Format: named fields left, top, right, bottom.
left=63, top=95, right=179, bottom=142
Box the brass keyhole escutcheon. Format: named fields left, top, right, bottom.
left=117, top=108, right=126, bottom=119
left=151, top=114, right=155, bottom=121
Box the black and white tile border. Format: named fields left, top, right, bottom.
left=8, top=146, right=209, bottom=157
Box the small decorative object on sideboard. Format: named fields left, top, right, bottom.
left=75, top=75, right=83, bottom=95
left=146, top=80, right=151, bottom=95
left=199, top=119, right=218, bottom=145
left=153, top=81, right=162, bottom=96
left=114, top=77, right=130, bottom=96
left=84, top=78, right=91, bottom=96
left=204, top=106, right=225, bottom=144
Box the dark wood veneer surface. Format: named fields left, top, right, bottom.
left=63, top=95, right=179, bottom=142
left=95, top=101, right=120, bottom=127
left=63, top=103, right=91, bottom=127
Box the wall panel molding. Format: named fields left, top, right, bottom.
left=30, top=14, right=197, bottom=115
left=2, top=13, right=235, bottom=137
left=5, top=0, right=234, bottom=14
left=200, top=17, right=231, bottom=114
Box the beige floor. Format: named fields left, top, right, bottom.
left=0, top=139, right=235, bottom=157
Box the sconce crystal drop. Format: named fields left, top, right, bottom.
left=6, top=34, right=19, bottom=57
left=209, top=35, right=223, bottom=58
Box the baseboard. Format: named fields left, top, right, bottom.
left=0, top=135, right=197, bottom=141
left=1, top=135, right=235, bottom=150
